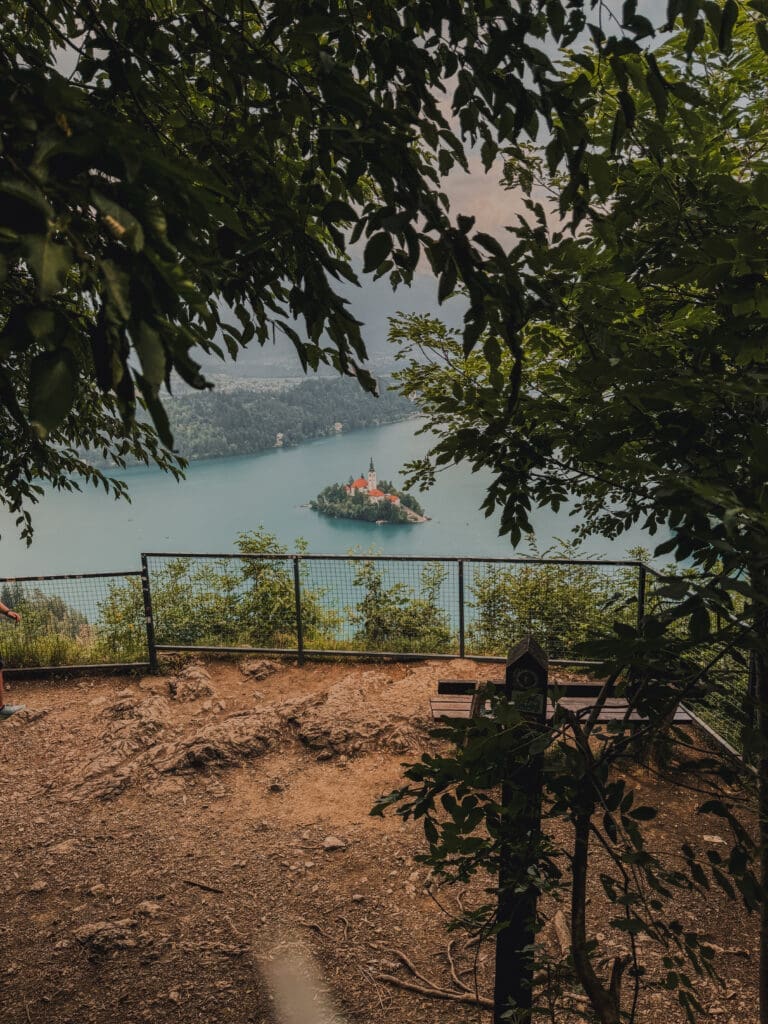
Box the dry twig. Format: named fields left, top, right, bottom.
left=182, top=878, right=225, bottom=894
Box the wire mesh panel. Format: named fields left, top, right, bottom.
left=0, top=572, right=147, bottom=668
left=686, top=656, right=750, bottom=754
left=144, top=554, right=300, bottom=652
left=300, top=556, right=461, bottom=656
left=463, top=559, right=642, bottom=663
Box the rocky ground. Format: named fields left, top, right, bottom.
left=0, top=658, right=758, bottom=1024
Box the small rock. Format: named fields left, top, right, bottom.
left=135, top=901, right=162, bottom=918
left=703, top=835, right=726, bottom=845
left=116, top=688, right=135, bottom=698
left=304, top=861, right=315, bottom=869
left=316, top=751, right=333, bottom=762
left=322, top=836, right=346, bottom=852
left=168, top=990, right=181, bottom=1004
left=240, top=659, right=278, bottom=681
left=29, top=880, right=47, bottom=894
left=88, top=883, right=106, bottom=897
left=49, top=839, right=79, bottom=856
left=351, top=894, right=364, bottom=903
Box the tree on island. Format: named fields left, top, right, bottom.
left=0, top=1, right=728, bottom=538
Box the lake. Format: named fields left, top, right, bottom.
left=0, top=419, right=656, bottom=576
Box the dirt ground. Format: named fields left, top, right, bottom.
left=0, top=658, right=759, bottom=1024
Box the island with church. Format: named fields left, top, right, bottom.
left=310, top=459, right=428, bottom=524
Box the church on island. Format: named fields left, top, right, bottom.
left=343, top=459, right=400, bottom=507
left=310, top=459, right=426, bottom=524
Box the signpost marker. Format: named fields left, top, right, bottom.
left=493, top=637, right=548, bottom=1024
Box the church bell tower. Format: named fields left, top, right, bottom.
left=368, top=457, right=377, bottom=491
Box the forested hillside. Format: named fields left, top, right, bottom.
left=88, top=379, right=415, bottom=466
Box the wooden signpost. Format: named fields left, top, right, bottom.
left=493, top=637, right=548, bottom=1024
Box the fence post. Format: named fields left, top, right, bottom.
left=494, top=636, right=548, bottom=1024
left=458, top=559, right=466, bottom=659
left=637, top=563, right=647, bottom=632
left=140, top=554, right=158, bottom=673
left=293, top=556, right=305, bottom=666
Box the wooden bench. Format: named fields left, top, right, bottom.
left=431, top=679, right=692, bottom=725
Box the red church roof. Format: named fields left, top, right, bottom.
left=351, top=477, right=367, bottom=488
left=385, top=494, right=399, bottom=503
left=368, top=488, right=384, bottom=498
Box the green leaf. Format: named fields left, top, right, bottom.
left=753, top=172, right=768, bottom=206
left=689, top=604, right=710, bottom=640
left=29, top=349, right=77, bottom=437
left=718, top=0, right=738, bottom=52
left=363, top=232, right=392, bottom=273
left=586, top=153, right=613, bottom=197
left=0, top=179, right=52, bottom=233
left=134, top=322, right=166, bottom=388
left=668, top=81, right=704, bottom=107
left=646, top=68, right=668, bottom=120
left=685, top=18, right=706, bottom=56
left=22, top=234, right=74, bottom=300
left=100, top=259, right=132, bottom=321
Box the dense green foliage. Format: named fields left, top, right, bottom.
left=0, top=0, right=637, bottom=533
left=349, top=560, right=452, bottom=652
left=467, top=546, right=638, bottom=660
left=165, top=378, right=414, bottom=461
left=387, top=22, right=768, bottom=1024
left=0, top=579, right=145, bottom=666
left=82, top=378, right=415, bottom=465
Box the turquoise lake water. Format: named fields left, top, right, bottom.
left=0, top=419, right=655, bottom=576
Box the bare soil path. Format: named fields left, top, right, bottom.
left=0, top=658, right=758, bottom=1023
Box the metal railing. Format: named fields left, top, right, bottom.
left=1, top=550, right=752, bottom=761
left=141, top=551, right=646, bottom=666
left=0, top=569, right=149, bottom=676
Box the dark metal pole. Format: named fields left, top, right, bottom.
left=140, top=554, right=158, bottom=673
left=293, top=556, right=304, bottom=666
left=458, top=559, right=466, bottom=659
left=494, top=638, right=548, bottom=1024
left=637, top=563, right=647, bottom=632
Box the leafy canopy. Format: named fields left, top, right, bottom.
left=0, top=0, right=744, bottom=533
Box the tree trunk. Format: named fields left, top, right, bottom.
left=747, top=562, right=768, bottom=1024
left=571, top=805, right=622, bottom=1024
left=754, top=647, right=768, bottom=1024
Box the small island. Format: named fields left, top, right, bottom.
left=310, top=459, right=427, bottom=524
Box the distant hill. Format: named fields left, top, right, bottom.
left=164, top=377, right=415, bottom=462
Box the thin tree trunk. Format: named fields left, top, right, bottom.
left=748, top=560, right=768, bottom=1024
left=571, top=804, right=621, bottom=1024
left=754, top=648, right=768, bottom=1024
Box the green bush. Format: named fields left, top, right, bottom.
left=349, top=560, right=455, bottom=654
left=466, top=542, right=639, bottom=661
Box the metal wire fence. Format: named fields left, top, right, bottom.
left=0, top=551, right=753, bottom=761
left=639, top=567, right=751, bottom=755
left=0, top=571, right=148, bottom=671
left=143, top=552, right=645, bottom=664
